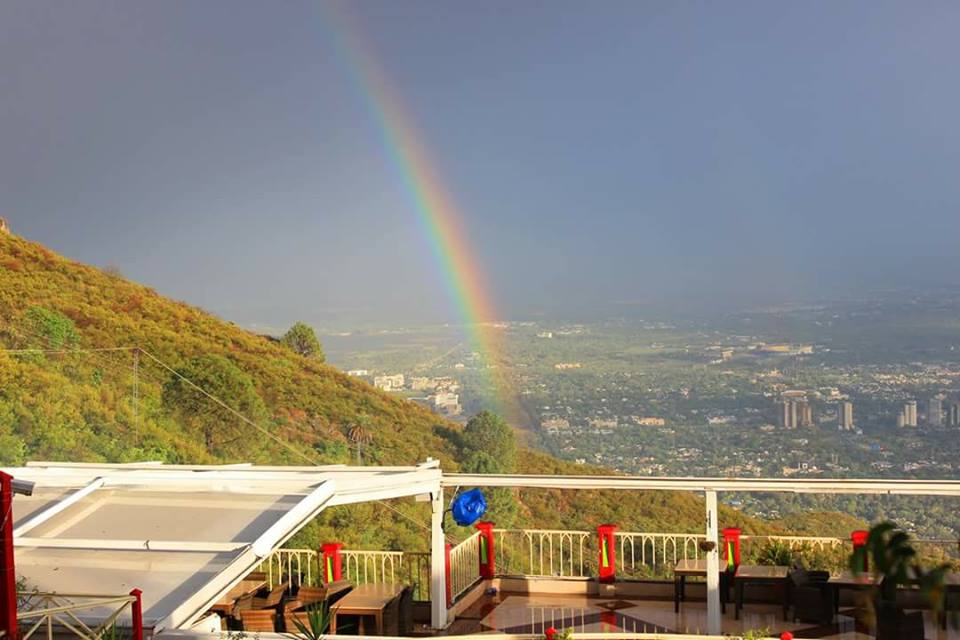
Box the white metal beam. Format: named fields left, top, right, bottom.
left=704, top=491, right=721, bottom=635
left=444, top=473, right=960, bottom=496
left=153, top=546, right=262, bottom=632
left=13, top=477, right=104, bottom=537
left=251, top=480, right=336, bottom=558
left=13, top=538, right=244, bottom=553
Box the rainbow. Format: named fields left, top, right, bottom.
left=319, top=4, right=518, bottom=422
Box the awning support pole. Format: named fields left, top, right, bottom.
left=705, top=489, right=721, bottom=635
left=430, top=488, right=448, bottom=629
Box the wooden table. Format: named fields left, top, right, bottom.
left=733, top=565, right=790, bottom=621
left=672, top=559, right=727, bottom=614
left=330, top=583, right=406, bottom=635
left=826, top=571, right=881, bottom=614
left=939, top=573, right=960, bottom=630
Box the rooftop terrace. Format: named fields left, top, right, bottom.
left=2, top=462, right=959, bottom=640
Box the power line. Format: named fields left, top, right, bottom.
left=0, top=346, right=135, bottom=354
left=138, top=348, right=320, bottom=466
left=1, top=323, right=453, bottom=541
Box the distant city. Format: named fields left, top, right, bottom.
left=326, top=291, right=960, bottom=537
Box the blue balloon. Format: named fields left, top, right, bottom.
left=451, top=488, right=487, bottom=526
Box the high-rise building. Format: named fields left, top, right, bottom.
left=780, top=396, right=814, bottom=428
left=949, top=403, right=960, bottom=427
left=797, top=399, right=814, bottom=428
left=928, top=396, right=943, bottom=427
left=781, top=399, right=797, bottom=429
left=898, top=401, right=918, bottom=428
left=839, top=401, right=854, bottom=430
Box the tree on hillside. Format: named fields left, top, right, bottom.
left=281, top=322, right=325, bottom=361
left=462, top=411, right=517, bottom=472
left=461, top=412, right=519, bottom=528
left=162, top=355, right=267, bottom=455
left=348, top=421, right=373, bottom=465
left=25, top=306, right=78, bottom=349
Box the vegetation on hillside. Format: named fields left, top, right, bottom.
left=0, top=232, right=785, bottom=552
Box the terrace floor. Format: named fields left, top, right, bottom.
left=443, top=592, right=960, bottom=639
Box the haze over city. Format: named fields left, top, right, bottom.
left=3, top=0, right=960, bottom=328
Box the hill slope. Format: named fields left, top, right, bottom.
left=0, top=231, right=781, bottom=549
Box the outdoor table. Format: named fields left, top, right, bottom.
left=939, top=573, right=960, bottom=630
left=672, top=559, right=727, bottom=614
left=330, top=583, right=407, bottom=635
left=209, top=577, right=268, bottom=615
left=826, top=570, right=881, bottom=614
left=734, top=564, right=790, bottom=621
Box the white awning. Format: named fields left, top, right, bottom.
left=3, top=460, right=443, bottom=632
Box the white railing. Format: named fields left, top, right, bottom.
left=448, top=531, right=482, bottom=601
left=260, top=531, right=958, bottom=606
left=742, top=535, right=845, bottom=552
left=616, top=532, right=707, bottom=578
left=16, top=592, right=139, bottom=640
left=261, top=548, right=319, bottom=587
left=342, top=550, right=405, bottom=586
left=260, top=548, right=432, bottom=600
left=496, top=529, right=593, bottom=578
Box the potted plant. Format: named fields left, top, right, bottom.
left=850, top=521, right=952, bottom=640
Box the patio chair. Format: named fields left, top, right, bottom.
left=239, top=609, right=277, bottom=632
left=397, top=586, right=413, bottom=635
left=284, top=581, right=353, bottom=612
left=790, top=568, right=833, bottom=625
left=251, top=584, right=286, bottom=610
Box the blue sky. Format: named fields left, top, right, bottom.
left=2, top=1, right=959, bottom=328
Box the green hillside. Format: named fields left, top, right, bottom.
left=0, top=231, right=781, bottom=550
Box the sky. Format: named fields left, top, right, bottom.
left=2, top=0, right=959, bottom=330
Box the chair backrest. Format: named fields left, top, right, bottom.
left=295, top=585, right=328, bottom=606
left=789, top=568, right=809, bottom=587
left=233, top=593, right=254, bottom=613
left=240, top=609, right=276, bottom=632
left=263, top=584, right=286, bottom=607
left=284, top=610, right=310, bottom=635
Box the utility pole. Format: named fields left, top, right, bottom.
left=132, top=348, right=139, bottom=431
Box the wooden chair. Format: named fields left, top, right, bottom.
left=251, top=584, right=286, bottom=610
left=283, top=609, right=311, bottom=635
left=239, top=609, right=277, bottom=632
left=285, top=581, right=353, bottom=612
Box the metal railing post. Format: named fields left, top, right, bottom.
left=129, top=589, right=143, bottom=640
left=1, top=473, right=18, bottom=640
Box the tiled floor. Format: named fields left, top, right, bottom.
left=451, top=592, right=960, bottom=639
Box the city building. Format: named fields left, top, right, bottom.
left=780, top=399, right=797, bottom=429
left=373, top=373, right=405, bottom=391
left=779, top=394, right=812, bottom=429
left=839, top=401, right=854, bottom=430
left=432, top=391, right=461, bottom=416
left=347, top=369, right=369, bottom=377
left=928, top=396, right=943, bottom=427
left=897, top=400, right=918, bottom=428
left=949, top=402, right=960, bottom=427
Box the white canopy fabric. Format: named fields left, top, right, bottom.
left=3, top=461, right=443, bottom=632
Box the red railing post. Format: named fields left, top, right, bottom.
left=722, top=527, right=742, bottom=573
left=597, top=524, right=617, bottom=583
left=444, top=543, right=452, bottom=608
left=851, top=530, right=869, bottom=572
left=129, top=588, right=143, bottom=640
left=476, top=522, right=496, bottom=579
left=320, top=543, right=343, bottom=583
left=1, top=472, right=18, bottom=640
